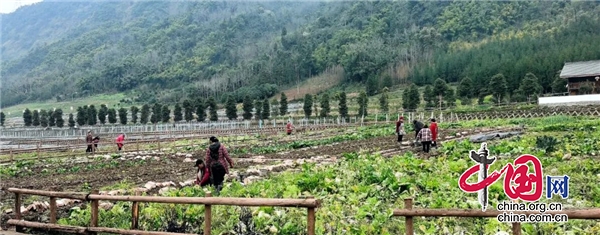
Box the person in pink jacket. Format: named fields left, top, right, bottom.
left=116, top=133, right=125, bottom=152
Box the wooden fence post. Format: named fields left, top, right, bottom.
left=307, top=196, right=316, bottom=235
left=10, top=149, right=13, bottom=161
left=90, top=189, right=99, bottom=235
left=404, top=198, right=414, bottom=235
left=204, top=192, right=212, bottom=235
left=512, top=223, right=521, bottom=235
left=512, top=198, right=521, bottom=235
left=131, top=191, right=141, bottom=229
left=15, top=192, right=23, bottom=232
left=49, top=197, right=57, bottom=223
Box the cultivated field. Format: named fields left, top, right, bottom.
left=1, top=115, right=600, bottom=234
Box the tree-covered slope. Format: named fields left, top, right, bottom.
left=409, top=1, right=600, bottom=100
left=2, top=0, right=599, bottom=108
left=1, top=0, right=324, bottom=106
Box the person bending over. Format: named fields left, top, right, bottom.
left=194, top=159, right=211, bottom=187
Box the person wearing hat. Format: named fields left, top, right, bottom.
left=194, top=159, right=211, bottom=187
left=396, top=116, right=406, bottom=143
left=205, top=136, right=234, bottom=194
left=86, top=131, right=94, bottom=153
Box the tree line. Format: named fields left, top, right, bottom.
left=402, top=72, right=551, bottom=111
left=12, top=87, right=391, bottom=127
left=7, top=69, right=562, bottom=128
left=16, top=93, right=287, bottom=127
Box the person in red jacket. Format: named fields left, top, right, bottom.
left=194, top=159, right=211, bottom=187
left=286, top=121, right=295, bottom=135
left=115, top=133, right=125, bottom=152
left=429, top=118, right=439, bottom=148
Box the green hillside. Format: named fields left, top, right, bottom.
left=2, top=0, right=600, bottom=109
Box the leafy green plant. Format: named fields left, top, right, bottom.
left=535, top=135, right=559, bottom=153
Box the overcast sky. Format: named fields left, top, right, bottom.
left=0, top=0, right=43, bottom=14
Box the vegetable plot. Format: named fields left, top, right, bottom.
left=52, top=117, right=600, bottom=235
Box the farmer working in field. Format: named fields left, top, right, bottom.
left=194, top=159, right=212, bottom=187
left=93, top=136, right=100, bottom=152
left=417, top=124, right=433, bottom=153
left=286, top=121, right=295, bottom=135
left=413, top=120, right=424, bottom=139
left=116, top=133, right=125, bottom=152
left=396, top=116, right=405, bottom=143
left=429, top=118, right=439, bottom=148
left=205, top=136, right=234, bottom=195
left=86, top=131, right=94, bottom=153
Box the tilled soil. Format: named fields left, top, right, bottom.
left=0, top=156, right=275, bottom=204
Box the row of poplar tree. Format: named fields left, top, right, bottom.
left=17, top=89, right=387, bottom=127
left=21, top=108, right=70, bottom=127
left=18, top=93, right=288, bottom=127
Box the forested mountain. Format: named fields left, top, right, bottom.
left=2, top=0, right=600, bottom=108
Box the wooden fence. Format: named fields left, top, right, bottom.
left=6, top=188, right=320, bottom=235
left=395, top=198, right=600, bottom=235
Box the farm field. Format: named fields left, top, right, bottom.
left=1, top=116, right=600, bottom=234
left=0, top=121, right=369, bottom=162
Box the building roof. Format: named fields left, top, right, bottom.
left=560, top=60, right=600, bottom=79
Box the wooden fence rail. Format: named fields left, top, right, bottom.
left=6, top=188, right=320, bottom=235
left=395, top=198, right=600, bottom=235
